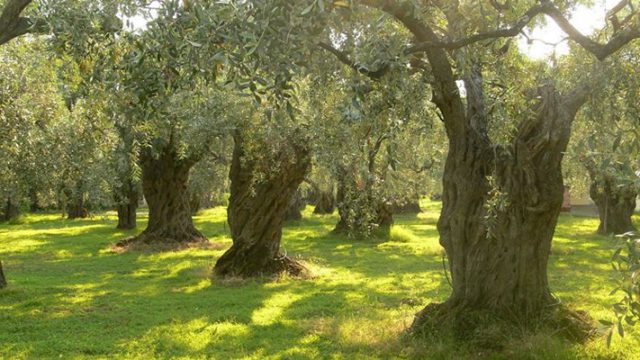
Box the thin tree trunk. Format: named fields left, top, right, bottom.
left=116, top=183, right=139, bottom=230
left=590, top=177, right=637, bottom=235
left=333, top=167, right=349, bottom=233
left=29, top=188, right=42, bottom=212
left=214, top=133, right=311, bottom=278
left=189, top=191, right=201, bottom=215
left=116, top=148, right=205, bottom=247
left=0, top=261, right=6, bottom=289
left=66, top=181, right=88, bottom=219
left=2, top=197, right=20, bottom=221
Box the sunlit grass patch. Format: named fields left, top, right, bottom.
left=0, top=201, right=639, bottom=359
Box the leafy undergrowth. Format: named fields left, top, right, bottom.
left=0, top=201, right=638, bottom=359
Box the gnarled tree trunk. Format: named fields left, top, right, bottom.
left=589, top=177, right=637, bottom=235
left=214, top=133, right=311, bottom=278
left=332, top=166, right=393, bottom=237
left=116, top=148, right=205, bottom=247
left=413, top=82, right=591, bottom=340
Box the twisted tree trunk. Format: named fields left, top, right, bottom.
left=413, top=82, right=592, bottom=340
left=214, top=133, right=311, bottom=278
left=589, top=177, right=637, bottom=235
left=116, top=148, right=205, bottom=247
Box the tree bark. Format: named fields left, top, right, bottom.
left=116, top=148, right=205, bottom=247
left=589, top=177, right=637, bottom=235
left=313, top=187, right=335, bottom=214
left=65, top=181, right=88, bottom=219
left=332, top=166, right=393, bottom=237
left=333, top=168, right=349, bottom=233
left=389, top=193, right=422, bottom=214
left=29, top=188, right=42, bottom=212
left=214, top=133, right=311, bottom=278
left=285, top=190, right=304, bottom=221
left=2, top=196, right=20, bottom=221
left=413, top=83, right=591, bottom=340
left=0, top=261, right=6, bottom=289
left=115, top=181, right=139, bottom=230
left=189, top=191, right=201, bottom=215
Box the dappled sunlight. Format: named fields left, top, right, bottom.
left=251, top=292, right=305, bottom=326
left=1, top=201, right=639, bottom=358
left=120, top=318, right=250, bottom=357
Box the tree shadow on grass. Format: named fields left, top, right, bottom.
left=2, top=205, right=634, bottom=358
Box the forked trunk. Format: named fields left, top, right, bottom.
left=590, top=178, right=637, bottom=235
left=214, top=134, right=310, bottom=278
left=116, top=148, right=205, bottom=247
left=0, top=261, right=6, bottom=289
left=414, top=84, right=592, bottom=339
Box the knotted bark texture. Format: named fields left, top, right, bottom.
left=116, top=147, right=205, bottom=249
left=214, top=132, right=311, bottom=278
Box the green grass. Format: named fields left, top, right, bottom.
left=0, top=200, right=638, bottom=359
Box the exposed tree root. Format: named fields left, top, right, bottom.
left=409, top=301, right=595, bottom=349
left=112, top=229, right=213, bottom=252
left=214, top=252, right=310, bottom=279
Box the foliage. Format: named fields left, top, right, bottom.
left=604, top=232, right=640, bottom=346
left=0, top=39, right=68, bottom=212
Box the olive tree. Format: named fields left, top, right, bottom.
left=97, top=5, right=232, bottom=248
left=568, top=44, right=640, bottom=235
left=301, top=0, right=640, bottom=336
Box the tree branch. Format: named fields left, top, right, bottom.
left=317, top=41, right=389, bottom=79
left=397, top=0, right=640, bottom=61
left=405, top=4, right=547, bottom=53
left=543, top=1, right=640, bottom=60
left=0, top=0, right=48, bottom=46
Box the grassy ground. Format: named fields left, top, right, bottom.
left=0, top=200, right=638, bottom=359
